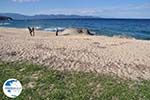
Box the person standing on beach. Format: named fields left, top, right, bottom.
left=32, top=27, right=35, bottom=36
left=56, top=28, right=59, bottom=36
left=28, top=27, right=35, bottom=36
left=28, top=27, right=32, bottom=36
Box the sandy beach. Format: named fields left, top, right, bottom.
left=0, top=27, right=150, bottom=80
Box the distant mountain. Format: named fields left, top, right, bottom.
left=0, top=16, right=12, bottom=20
left=0, top=13, right=99, bottom=20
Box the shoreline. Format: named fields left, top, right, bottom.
left=1, top=27, right=149, bottom=41
left=0, top=27, right=150, bottom=80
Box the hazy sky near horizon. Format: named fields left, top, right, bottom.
left=0, top=0, right=150, bottom=18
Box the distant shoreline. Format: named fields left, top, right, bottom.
left=0, top=18, right=150, bottom=21
left=1, top=13, right=150, bottom=20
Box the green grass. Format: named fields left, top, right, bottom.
left=0, top=61, right=150, bottom=100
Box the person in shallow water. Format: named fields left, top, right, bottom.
left=28, top=27, right=35, bottom=36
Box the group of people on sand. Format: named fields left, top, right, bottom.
left=28, top=27, right=59, bottom=36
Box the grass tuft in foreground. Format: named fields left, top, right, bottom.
left=0, top=61, right=150, bottom=100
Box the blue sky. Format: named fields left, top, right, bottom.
left=0, top=0, right=150, bottom=18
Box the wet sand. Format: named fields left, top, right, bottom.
left=0, top=27, right=150, bottom=80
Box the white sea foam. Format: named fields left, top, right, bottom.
left=44, top=27, right=65, bottom=32
left=44, top=28, right=56, bottom=31
left=35, top=26, right=42, bottom=30
left=57, top=27, right=65, bottom=30
left=0, top=23, right=10, bottom=26
left=90, top=31, right=96, bottom=35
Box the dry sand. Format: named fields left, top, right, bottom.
left=0, top=27, right=150, bottom=80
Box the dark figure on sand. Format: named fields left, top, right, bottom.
left=56, top=28, right=59, bottom=36
left=28, top=27, right=35, bottom=36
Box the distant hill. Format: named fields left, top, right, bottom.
left=0, top=16, right=12, bottom=20
left=0, top=13, right=99, bottom=20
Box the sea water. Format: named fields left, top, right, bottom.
left=0, top=18, right=150, bottom=40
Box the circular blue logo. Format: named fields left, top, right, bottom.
left=3, top=79, right=22, bottom=98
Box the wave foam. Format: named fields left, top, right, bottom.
left=44, top=27, right=65, bottom=32
left=35, top=26, right=42, bottom=30
left=0, top=23, right=10, bottom=26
